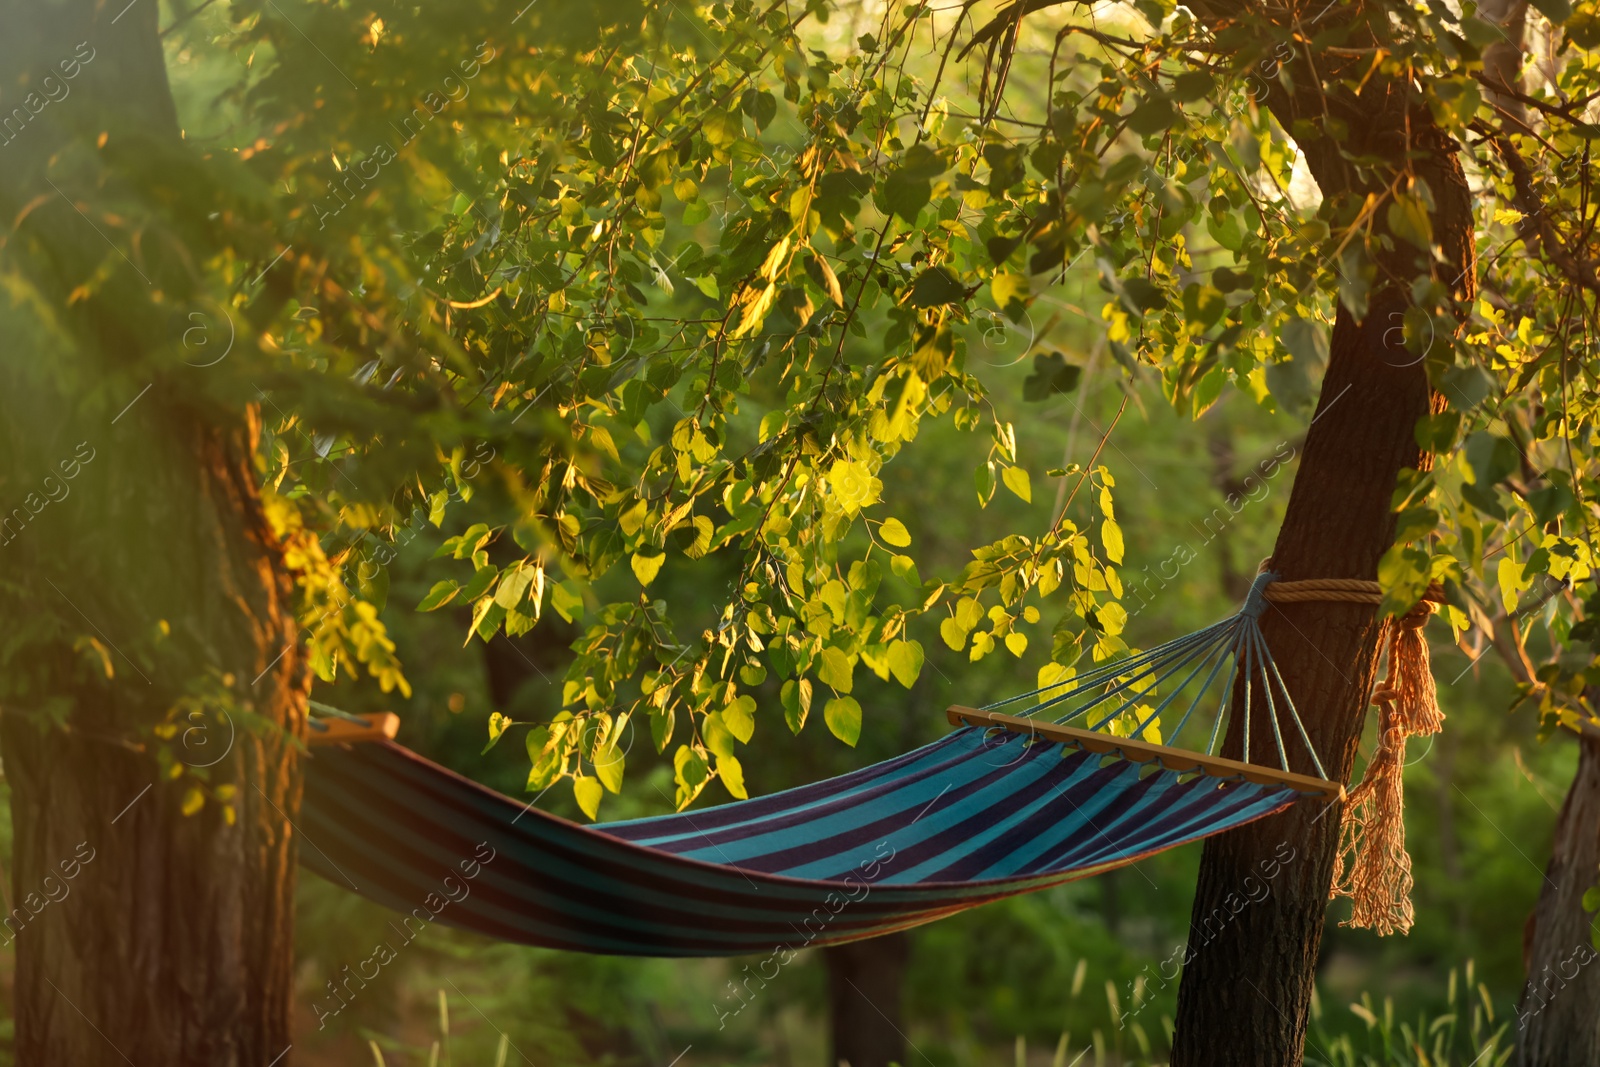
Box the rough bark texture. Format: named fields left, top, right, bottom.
left=824, top=932, right=909, bottom=1067
left=0, top=1, right=308, bottom=1063
left=1516, top=728, right=1600, bottom=1067
left=1170, top=21, right=1477, bottom=1064
left=0, top=414, right=306, bottom=1065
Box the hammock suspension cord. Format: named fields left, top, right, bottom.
left=980, top=565, right=1445, bottom=935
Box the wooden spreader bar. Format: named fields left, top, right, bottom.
left=946, top=706, right=1344, bottom=801
left=307, top=712, right=400, bottom=747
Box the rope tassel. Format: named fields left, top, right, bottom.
left=1329, top=597, right=1441, bottom=936
left=1257, top=564, right=1443, bottom=936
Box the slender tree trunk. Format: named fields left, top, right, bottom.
left=1170, top=52, right=1476, bottom=1062
left=824, top=932, right=909, bottom=1067
left=0, top=2, right=308, bottom=1063
left=1516, top=727, right=1600, bottom=1066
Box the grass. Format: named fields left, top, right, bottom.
left=361, top=959, right=1515, bottom=1066
left=1001, top=960, right=1511, bottom=1067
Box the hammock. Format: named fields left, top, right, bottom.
left=300, top=572, right=1341, bottom=957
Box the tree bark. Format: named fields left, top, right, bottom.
left=0, top=1, right=308, bottom=1064
left=1515, top=727, right=1600, bottom=1066
left=824, top=931, right=909, bottom=1067
left=1170, top=34, right=1477, bottom=1065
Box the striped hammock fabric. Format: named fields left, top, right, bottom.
left=300, top=724, right=1310, bottom=957
left=301, top=572, right=1344, bottom=957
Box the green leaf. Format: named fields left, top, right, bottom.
left=887, top=639, right=925, bottom=688
left=1004, top=632, right=1028, bottom=657
left=673, top=746, right=710, bottom=809
left=991, top=271, right=1029, bottom=321
left=618, top=498, right=649, bottom=537
left=1206, top=211, right=1244, bottom=252
left=417, top=580, right=460, bottom=612
left=1172, top=71, right=1215, bottom=102
left=1464, top=431, right=1519, bottom=487
left=883, top=144, right=945, bottom=223
left=466, top=595, right=502, bottom=645
left=453, top=523, right=491, bottom=560
left=573, top=776, right=604, bottom=820
left=890, top=553, right=921, bottom=587
left=1529, top=484, right=1575, bottom=525
left=983, top=143, right=1026, bottom=190
left=483, top=711, right=510, bottom=754
left=594, top=744, right=625, bottom=793
left=1127, top=96, right=1176, bottom=136
left=1282, top=317, right=1328, bottom=366
left=651, top=704, right=676, bottom=754
left=1530, top=0, right=1572, bottom=22
left=1002, top=465, right=1032, bottom=503
left=494, top=561, right=535, bottom=608
left=1101, top=519, right=1125, bottom=564
left=975, top=461, right=996, bottom=506
left=824, top=696, right=862, bottom=747
left=781, top=678, right=812, bottom=733
left=1441, top=364, right=1495, bottom=411
left=1392, top=507, right=1439, bottom=546
left=1377, top=545, right=1432, bottom=617
left=550, top=581, right=585, bottom=622
left=940, top=615, right=968, bottom=651
left=880, top=517, right=912, bottom=547
left=1497, top=556, right=1531, bottom=614
left=527, top=723, right=552, bottom=758
left=524, top=725, right=559, bottom=786
left=702, top=712, right=736, bottom=759
left=631, top=551, right=666, bottom=586
left=723, top=694, right=756, bottom=743
left=461, top=563, right=499, bottom=600
left=1386, top=193, right=1433, bottom=251
left=1184, top=281, right=1228, bottom=331
left=1265, top=357, right=1313, bottom=412
left=1036, top=662, right=1074, bottom=701
left=1120, top=278, right=1166, bottom=314
left=746, top=89, right=778, bottom=130
left=907, top=267, right=967, bottom=307
left=702, top=110, right=742, bottom=147
left=1570, top=5, right=1600, bottom=47
left=718, top=753, right=748, bottom=799
left=1023, top=352, right=1082, bottom=402
left=819, top=647, right=854, bottom=693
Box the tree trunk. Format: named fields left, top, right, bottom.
left=1171, top=56, right=1476, bottom=1063
left=0, top=1, right=308, bottom=1064
left=824, top=931, right=909, bottom=1067
left=1516, top=727, right=1600, bottom=1066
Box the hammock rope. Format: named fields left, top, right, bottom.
left=978, top=570, right=1332, bottom=781
left=971, top=565, right=1447, bottom=936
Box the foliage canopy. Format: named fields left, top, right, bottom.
left=6, top=0, right=1600, bottom=823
